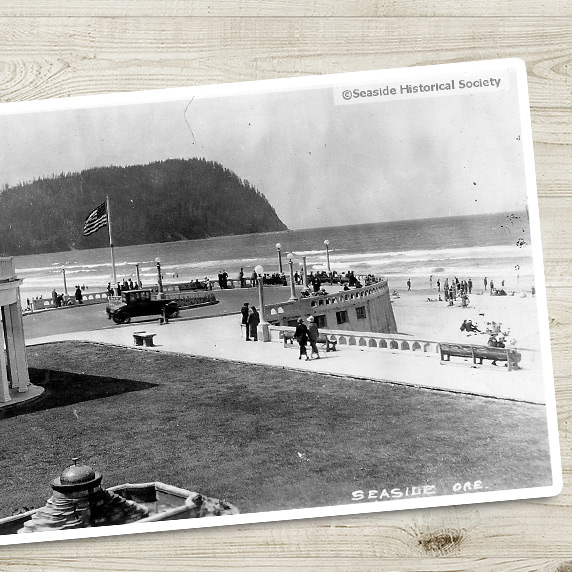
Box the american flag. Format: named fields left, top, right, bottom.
left=83, top=201, right=108, bottom=236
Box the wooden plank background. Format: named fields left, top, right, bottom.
left=0, top=1, right=570, bottom=570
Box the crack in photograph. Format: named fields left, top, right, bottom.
left=0, top=59, right=561, bottom=544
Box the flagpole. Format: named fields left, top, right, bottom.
left=106, top=195, right=118, bottom=291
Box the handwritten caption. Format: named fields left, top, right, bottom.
left=334, top=72, right=509, bottom=105
left=351, top=480, right=484, bottom=502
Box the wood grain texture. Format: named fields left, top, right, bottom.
left=0, top=0, right=571, bottom=18
left=0, top=2, right=570, bottom=570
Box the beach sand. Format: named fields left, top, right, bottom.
left=391, top=285, right=542, bottom=351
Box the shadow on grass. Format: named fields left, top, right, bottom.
left=0, top=368, right=158, bottom=420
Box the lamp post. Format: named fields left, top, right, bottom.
left=135, top=263, right=142, bottom=288
left=276, top=243, right=283, bottom=274
left=324, top=239, right=332, bottom=284
left=286, top=253, right=297, bottom=301
left=254, top=264, right=270, bottom=341
left=155, top=257, right=164, bottom=298
left=302, top=255, right=308, bottom=289
left=61, top=267, right=68, bottom=296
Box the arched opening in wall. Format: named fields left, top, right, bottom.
left=359, top=338, right=367, bottom=347
left=270, top=308, right=277, bottom=315
left=348, top=337, right=356, bottom=346
left=380, top=339, right=387, bottom=348
left=368, top=339, right=377, bottom=348
left=390, top=340, right=398, bottom=350
left=401, top=341, right=410, bottom=350
left=412, top=342, right=421, bottom=351
left=338, top=336, right=347, bottom=345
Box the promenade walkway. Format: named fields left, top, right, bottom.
left=27, top=314, right=548, bottom=404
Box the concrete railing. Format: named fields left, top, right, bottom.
left=0, top=257, right=16, bottom=282
left=265, top=280, right=389, bottom=318
left=268, top=324, right=440, bottom=355
left=30, top=291, right=110, bottom=311
left=162, top=291, right=217, bottom=307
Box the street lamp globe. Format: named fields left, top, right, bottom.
left=276, top=243, right=281, bottom=250
left=324, top=239, right=329, bottom=246
left=255, top=264, right=264, bottom=276
left=286, top=252, right=294, bottom=262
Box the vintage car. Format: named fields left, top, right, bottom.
left=106, top=289, right=180, bottom=324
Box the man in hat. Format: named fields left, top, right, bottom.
left=241, top=302, right=250, bottom=340
left=307, top=315, right=320, bottom=359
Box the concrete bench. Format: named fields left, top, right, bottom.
left=439, top=342, right=521, bottom=371
left=133, top=332, right=156, bottom=347
left=317, top=335, right=337, bottom=352
left=282, top=331, right=337, bottom=352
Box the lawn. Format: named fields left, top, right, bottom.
left=0, top=341, right=553, bottom=517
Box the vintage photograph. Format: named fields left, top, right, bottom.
left=0, top=59, right=561, bottom=544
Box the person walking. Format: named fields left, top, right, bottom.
left=307, top=315, right=320, bottom=359
left=248, top=306, right=260, bottom=341
left=241, top=302, right=250, bottom=340
left=295, top=317, right=309, bottom=361
left=407, top=279, right=411, bottom=291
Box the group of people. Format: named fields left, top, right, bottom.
left=439, top=277, right=473, bottom=300
left=106, top=280, right=141, bottom=297
left=240, top=302, right=260, bottom=341
left=240, top=301, right=321, bottom=360
left=460, top=319, right=481, bottom=333
left=46, top=284, right=88, bottom=308
left=294, top=316, right=321, bottom=360
left=217, top=270, right=230, bottom=289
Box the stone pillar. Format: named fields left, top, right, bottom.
left=0, top=320, right=10, bottom=403
left=3, top=298, right=30, bottom=393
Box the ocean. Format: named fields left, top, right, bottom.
left=13, top=211, right=535, bottom=298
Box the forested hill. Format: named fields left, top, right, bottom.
left=0, top=158, right=288, bottom=255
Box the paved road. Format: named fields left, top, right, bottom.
left=22, top=285, right=297, bottom=339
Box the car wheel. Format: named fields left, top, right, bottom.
left=166, top=306, right=180, bottom=319
left=113, top=311, right=131, bottom=324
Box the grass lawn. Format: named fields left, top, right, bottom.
left=0, top=341, right=553, bottom=517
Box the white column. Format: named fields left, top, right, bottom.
left=4, top=299, right=30, bottom=392
left=0, top=313, right=10, bottom=403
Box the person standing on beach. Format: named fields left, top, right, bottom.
left=490, top=279, right=494, bottom=295
left=241, top=302, right=250, bottom=341
left=430, top=275, right=433, bottom=289
left=407, top=279, right=411, bottom=291
left=468, top=278, right=472, bottom=294
left=307, top=315, right=320, bottom=359
left=484, top=277, right=488, bottom=292
left=238, top=268, right=245, bottom=288
left=74, top=285, right=83, bottom=305
left=295, top=317, right=309, bottom=361
left=248, top=306, right=260, bottom=341
left=436, top=279, right=440, bottom=292
left=250, top=269, right=258, bottom=287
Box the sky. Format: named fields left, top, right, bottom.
left=0, top=66, right=529, bottom=230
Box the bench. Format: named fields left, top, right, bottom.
left=282, top=331, right=337, bottom=352
left=439, top=342, right=521, bottom=371
left=317, top=335, right=337, bottom=352
left=133, top=332, right=156, bottom=347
